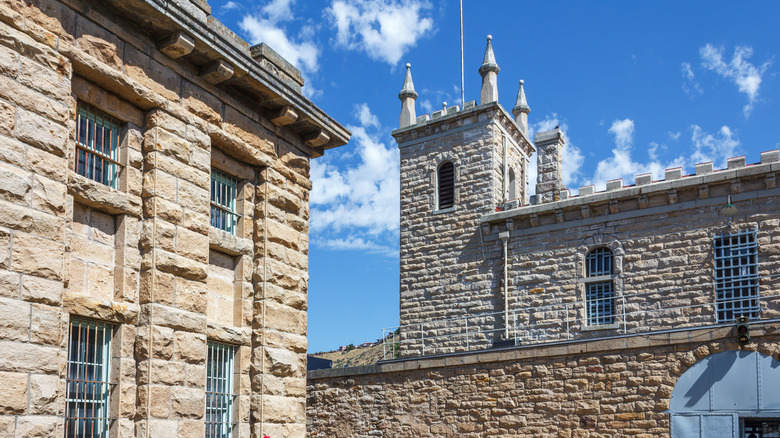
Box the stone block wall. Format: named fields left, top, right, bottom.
left=0, top=0, right=347, bottom=437
left=395, top=144, right=780, bottom=357
left=307, top=326, right=780, bottom=437
left=394, top=103, right=534, bottom=357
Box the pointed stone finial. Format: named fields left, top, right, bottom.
left=512, top=80, right=531, bottom=136
left=479, top=35, right=500, bottom=105
left=399, top=63, right=418, bottom=128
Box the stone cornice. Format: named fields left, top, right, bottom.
left=76, top=0, right=349, bottom=153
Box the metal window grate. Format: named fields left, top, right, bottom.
left=75, top=103, right=121, bottom=189
left=586, top=281, right=615, bottom=325
left=210, top=170, right=238, bottom=235
left=586, top=247, right=613, bottom=277
left=438, top=161, right=455, bottom=209
left=206, top=341, right=236, bottom=438
left=65, top=318, right=114, bottom=438
left=714, top=229, right=759, bottom=322
left=585, top=248, right=614, bottom=325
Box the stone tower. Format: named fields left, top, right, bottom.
left=391, top=37, right=535, bottom=356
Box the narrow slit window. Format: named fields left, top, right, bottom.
left=211, top=170, right=239, bottom=235
left=438, top=161, right=455, bottom=210
left=585, top=247, right=614, bottom=326
left=75, top=103, right=121, bottom=189
left=714, top=229, right=759, bottom=322
left=65, top=318, right=114, bottom=438
left=206, top=341, right=236, bottom=438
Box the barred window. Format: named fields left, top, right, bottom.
left=714, top=229, right=759, bottom=322
left=585, top=247, right=615, bottom=326
left=211, top=170, right=238, bottom=235
left=437, top=161, right=455, bottom=210
left=65, top=318, right=114, bottom=438
left=75, top=103, right=121, bottom=189
left=206, top=341, right=236, bottom=438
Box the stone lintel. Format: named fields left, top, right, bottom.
left=200, top=59, right=234, bottom=84
left=270, top=106, right=299, bottom=126
left=158, top=31, right=195, bottom=59
left=302, top=130, right=330, bottom=148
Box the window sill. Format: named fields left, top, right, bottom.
left=209, top=227, right=253, bottom=256
left=433, top=206, right=457, bottom=215
left=580, top=274, right=618, bottom=283
left=68, top=171, right=142, bottom=217
left=581, top=323, right=620, bottom=332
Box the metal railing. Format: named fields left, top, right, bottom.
left=381, top=273, right=780, bottom=360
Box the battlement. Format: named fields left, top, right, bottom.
left=483, top=150, right=780, bottom=227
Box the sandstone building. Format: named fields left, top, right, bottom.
left=0, top=0, right=348, bottom=437
left=307, top=37, right=780, bottom=437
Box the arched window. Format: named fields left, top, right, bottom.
left=437, top=161, right=455, bottom=210
left=508, top=167, right=516, bottom=200
left=585, top=247, right=614, bottom=325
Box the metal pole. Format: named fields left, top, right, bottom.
left=465, top=316, right=469, bottom=350
left=513, top=309, right=517, bottom=345
left=622, top=296, right=627, bottom=333
left=382, top=329, right=387, bottom=360
left=460, top=0, right=465, bottom=105
left=500, top=232, right=510, bottom=340
left=565, top=303, right=570, bottom=339
left=420, top=323, right=425, bottom=356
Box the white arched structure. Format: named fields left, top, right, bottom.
left=670, top=350, right=780, bottom=437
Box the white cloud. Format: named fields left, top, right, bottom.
left=239, top=15, right=319, bottom=73
left=667, top=131, right=681, bottom=142
left=527, top=114, right=584, bottom=195
left=699, top=44, right=771, bottom=117
left=222, top=1, right=239, bottom=11
left=587, top=119, right=688, bottom=189
left=690, top=124, right=740, bottom=168
left=681, top=62, right=703, bottom=96
left=354, top=103, right=379, bottom=129
left=310, top=103, right=400, bottom=254
left=327, top=0, right=434, bottom=65
left=314, top=237, right=397, bottom=256
left=262, top=0, right=294, bottom=21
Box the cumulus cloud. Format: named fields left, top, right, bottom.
left=262, top=0, right=294, bottom=21
left=527, top=114, right=584, bottom=195
left=310, top=104, right=400, bottom=255
left=681, top=62, right=703, bottom=96
left=585, top=119, right=689, bottom=190
left=327, top=0, right=434, bottom=65
left=239, top=15, right=319, bottom=73
left=699, top=44, right=771, bottom=117
left=690, top=124, right=740, bottom=169
left=222, top=1, right=239, bottom=11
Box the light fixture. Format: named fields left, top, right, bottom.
left=720, top=195, right=738, bottom=217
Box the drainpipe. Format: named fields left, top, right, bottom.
left=499, top=231, right=510, bottom=339
left=502, top=135, right=508, bottom=204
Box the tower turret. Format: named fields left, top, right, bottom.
left=479, top=35, right=500, bottom=104
left=399, top=63, right=418, bottom=128
left=512, top=80, right=531, bottom=136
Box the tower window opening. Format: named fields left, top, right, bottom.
left=438, top=161, right=455, bottom=210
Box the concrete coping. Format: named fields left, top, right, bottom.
left=486, top=151, right=780, bottom=223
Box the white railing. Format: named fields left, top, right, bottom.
left=381, top=274, right=780, bottom=360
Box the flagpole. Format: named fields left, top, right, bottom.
left=460, top=0, right=465, bottom=105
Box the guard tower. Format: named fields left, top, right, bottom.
left=391, top=37, right=535, bottom=356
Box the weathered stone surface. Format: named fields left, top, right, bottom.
left=265, top=346, right=299, bottom=377
left=14, top=107, right=68, bottom=156
left=0, top=371, right=28, bottom=414
left=69, top=172, right=142, bottom=217
left=62, top=292, right=139, bottom=324
left=29, top=373, right=60, bottom=415
left=0, top=296, right=30, bottom=341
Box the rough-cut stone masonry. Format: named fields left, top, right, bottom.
left=308, top=327, right=780, bottom=437
left=0, top=0, right=348, bottom=437
left=396, top=107, right=780, bottom=357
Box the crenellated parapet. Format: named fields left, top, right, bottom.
left=482, top=150, right=780, bottom=231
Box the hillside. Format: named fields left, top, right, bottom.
left=311, top=333, right=399, bottom=368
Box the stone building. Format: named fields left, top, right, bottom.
left=0, top=0, right=348, bottom=437
left=307, top=37, right=780, bottom=437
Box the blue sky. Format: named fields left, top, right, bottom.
left=211, top=0, right=780, bottom=353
